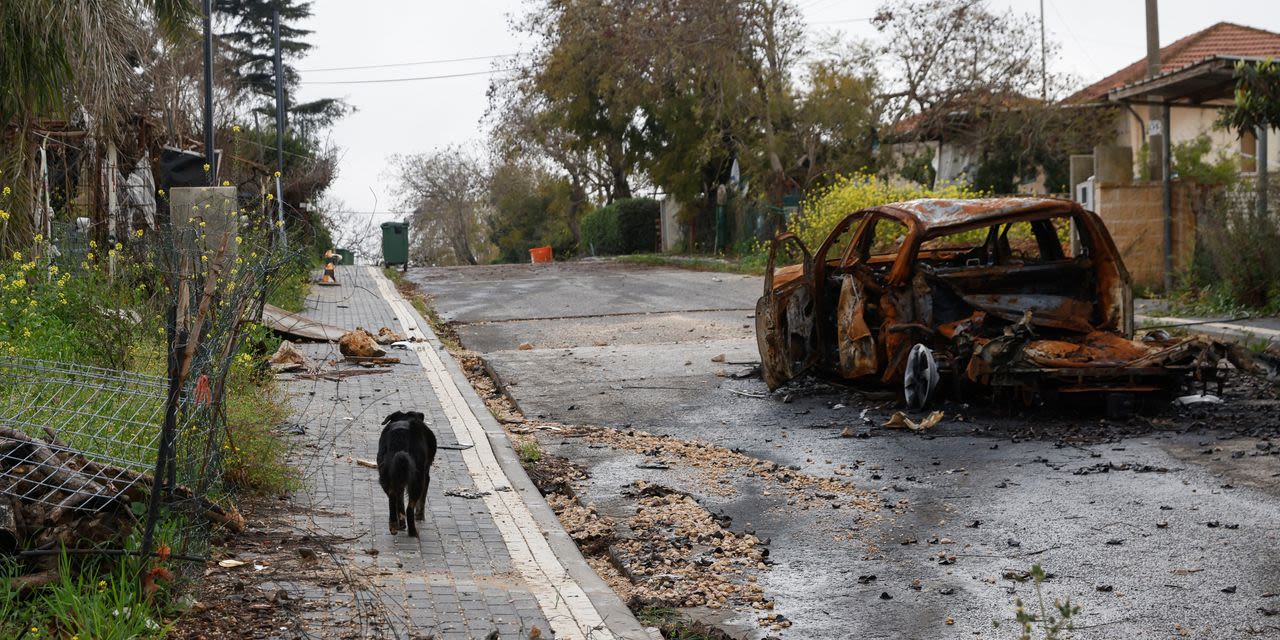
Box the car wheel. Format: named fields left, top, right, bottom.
left=904, top=344, right=939, bottom=411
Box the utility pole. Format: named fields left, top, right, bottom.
left=202, top=0, right=215, bottom=184
left=1144, top=0, right=1173, bottom=292
left=1259, top=126, right=1269, bottom=217
left=1039, top=0, right=1047, bottom=100
left=1144, top=0, right=1163, bottom=180
left=272, top=9, right=289, bottom=249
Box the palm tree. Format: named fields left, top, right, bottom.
left=0, top=0, right=194, bottom=250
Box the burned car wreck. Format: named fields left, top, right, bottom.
left=756, top=197, right=1244, bottom=410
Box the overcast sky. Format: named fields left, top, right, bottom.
left=291, top=0, right=1277, bottom=228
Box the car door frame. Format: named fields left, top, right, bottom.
left=756, top=232, right=817, bottom=390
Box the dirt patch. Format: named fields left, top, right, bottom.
left=170, top=500, right=393, bottom=640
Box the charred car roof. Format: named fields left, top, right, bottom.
left=869, top=197, right=1081, bottom=235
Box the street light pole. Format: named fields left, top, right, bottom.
left=202, top=0, right=215, bottom=184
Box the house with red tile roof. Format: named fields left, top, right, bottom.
left=1076, top=22, right=1280, bottom=177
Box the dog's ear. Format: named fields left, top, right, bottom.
left=382, top=411, right=405, bottom=425
left=406, top=411, right=426, bottom=424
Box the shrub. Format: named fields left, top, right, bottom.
left=615, top=198, right=660, bottom=253
left=792, top=173, right=983, bottom=250
left=581, top=203, right=623, bottom=255
left=1172, top=134, right=1238, bottom=187
left=0, top=240, right=162, bottom=369
left=1189, top=183, right=1280, bottom=311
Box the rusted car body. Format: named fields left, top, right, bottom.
left=755, top=197, right=1238, bottom=406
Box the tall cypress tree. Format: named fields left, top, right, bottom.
left=216, top=0, right=348, bottom=135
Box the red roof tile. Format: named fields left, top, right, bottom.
left=1071, top=22, right=1280, bottom=103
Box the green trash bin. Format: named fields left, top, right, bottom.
left=380, top=221, right=409, bottom=266
left=335, top=248, right=354, bottom=266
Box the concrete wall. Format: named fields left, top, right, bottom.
left=1094, top=180, right=1199, bottom=292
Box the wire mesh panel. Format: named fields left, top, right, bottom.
left=0, top=358, right=195, bottom=512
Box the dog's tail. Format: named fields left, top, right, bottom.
left=388, top=450, right=417, bottom=489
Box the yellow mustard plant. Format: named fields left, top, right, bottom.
left=790, top=173, right=984, bottom=250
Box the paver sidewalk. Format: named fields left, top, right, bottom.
left=278, top=265, right=646, bottom=639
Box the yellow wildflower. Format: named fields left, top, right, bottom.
left=274, top=171, right=281, bottom=178
left=203, top=163, right=211, bottom=172
left=136, top=229, right=145, bottom=238
left=267, top=194, right=274, bottom=200
left=232, top=124, right=242, bottom=132
left=222, top=180, right=231, bottom=187
left=11, top=251, right=20, bottom=261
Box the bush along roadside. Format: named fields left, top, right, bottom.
left=581, top=197, right=661, bottom=256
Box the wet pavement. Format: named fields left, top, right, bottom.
left=408, top=260, right=1280, bottom=639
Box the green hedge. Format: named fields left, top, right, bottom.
left=615, top=198, right=660, bottom=253
left=581, top=198, right=659, bottom=256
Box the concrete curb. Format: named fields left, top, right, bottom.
left=371, top=268, right=652, bottom=640
left=1136, top=314, right=1280, bottom=348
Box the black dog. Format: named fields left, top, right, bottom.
left=377, top=411, right=437, bottom=537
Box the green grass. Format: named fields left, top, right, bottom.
left=1, top=550, right=173, bottom=640
left=635, top=607, right=721, bottom=640
left=223, top=365, right=299, bottom=495
left=264, top=260, right=316, bottom=313
left=616, top=253, right=767, bottom=275
left=514, top=436, right=542, bottom=464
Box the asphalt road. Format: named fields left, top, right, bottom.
left=409, top=259, right=1280, bottom=640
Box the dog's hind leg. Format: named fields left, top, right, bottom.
left=388, top=491, right=401, bottom=535
left=415, top=469, right=430, bottom=521
left=405, top=485, right=420, bottom=537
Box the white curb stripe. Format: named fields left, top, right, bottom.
left=370, top=267, right=614, bottom=640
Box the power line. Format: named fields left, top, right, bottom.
left=810, top=17, right=872, bottom=26
left=300, top=53, right=519, bottom=73
left=299, top=67, right=518, bottom=85
left=326, top=210, right=414, bottom=216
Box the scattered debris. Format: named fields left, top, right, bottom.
left=518, top=342, right=534, bottom=351
left=883, top=411, right=944, bottom=431
left=711, top=354, right=726, bottom=363
left=1175, top=393, right=1224, bottom=406
left=444, top=488, right=490, bottom=500
left=261, top=303, right=347, bottom=342
left=564, top=425, right=880, bottom=509
left=354, top=459, right=378, bottom=470
left=267, top=341, right=313, bottom=373
left=373, top=327, right=405, bottom=344
left=338, top=328, right=386, bottom=358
